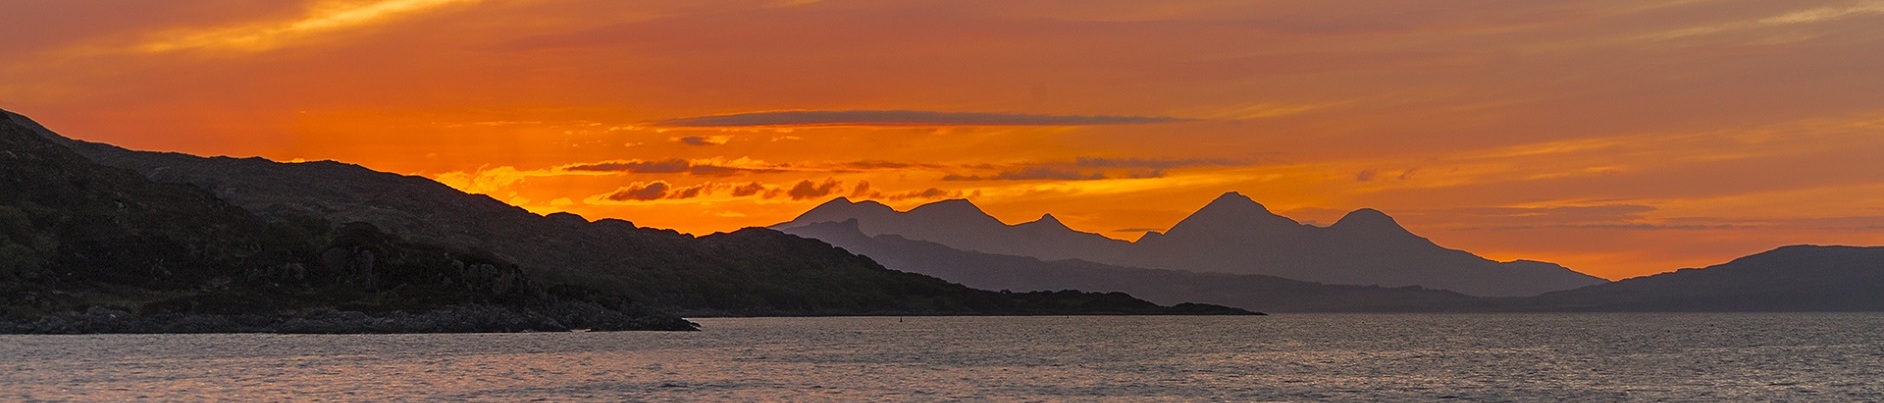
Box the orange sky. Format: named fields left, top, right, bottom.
left=6, top=0, right=1884, bottom=280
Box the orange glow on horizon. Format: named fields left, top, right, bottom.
left=6, top=0, right=1884, bottom=280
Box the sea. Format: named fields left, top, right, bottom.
left=4, top=314, right=1881, bottom=401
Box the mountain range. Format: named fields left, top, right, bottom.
left=779, top=195, right=1607, bottom=297
left=782, top=219, right=1884, bottom=312
left=8, top=107, right=1884, bottom=318
left=1, top=108, right=1254, bottom=333
left=1524, top=245, right=1884, bottom=311
left=782, top=219, right=1493, bottom=312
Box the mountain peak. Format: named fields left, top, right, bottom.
left=1160, top=191, right=1301, bottom=238
left=909, top=198, right=986, bottom=215
left=1196, top=191, right=1279, bottom=215
left=1190, top=191, right=1287, bottom=219
left=810, top=196, right=891, bottom=212
left=1332, top=208, right=1398, bottom=228
left=1209, top=191, right=1258, bottom=206
left=780, top=196, right=898, bottom=228
left=1022, top=213, right=1070, bottom=230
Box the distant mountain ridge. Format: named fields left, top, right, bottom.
left=789, top=197, right=1132, bottom=262
left=778, top=193, right=1607, bottom=297
left=784, top=219, right=1884, bottom=312
left=1523, top=245, right=1884, bottom=311
left=782, top=220, right=1493, bottom=312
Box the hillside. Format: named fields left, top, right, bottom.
left=1, top=109, right=696, bottom=333
left=6, top=109, right=1254, bottom=318
left=1519, top=245, right=1884, bottom=311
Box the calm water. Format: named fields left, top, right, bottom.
left=4, top=314, right=1882, bottom=401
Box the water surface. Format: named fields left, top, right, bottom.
left=5, top=314, right=1881, bottom=401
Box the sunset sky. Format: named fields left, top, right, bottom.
left=6, top=0, right=1884, bottom=279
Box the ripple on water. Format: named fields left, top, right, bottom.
left=3, top=313, right=1883, bottom=401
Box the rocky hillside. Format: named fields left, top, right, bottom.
left=6, top=109, right=1254, bottom=318
left=1, top=109, right=697, bottom=333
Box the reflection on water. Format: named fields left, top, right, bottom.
left=4, top=314, right=1883, bottom=401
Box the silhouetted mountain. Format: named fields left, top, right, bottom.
left=1, top=109, right=696, bottom=333
left=1519, top=245, right=1884, bottom=311
left=1126, top=193, right=1606, bottom=297
left=779, top=193, right=1607, bottom=297
left=785, top=219, right=1884, bottom=312
left=783, top=220, right=1490, bottom=312
left=7, top=109, right=1252, bottom=319
left=780, top=197, right=1132, bottom=262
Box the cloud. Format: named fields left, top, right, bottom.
left=787, top=179, right=843, bottom=200
left=672, top=135, right=732, bottom=146
left=562, top=158, right=779, bottom=176
left=875, top=188, right=969, bottom=201
left=1636, top=1, right=1884, bottom=42
left=566, top=159, right=691, bottom=174
left=668, top=183, right=711, bottom=199
left=1358, top=167, right=1421, bottom=182
left=731, top=182, right=771, bottom=197
left=134, top=0, right=483, bottom=54
left=942, top=157, right=1238, bottom=181
left=835, top=160, right=937, bottom=170
left=586, top=178, right=961, bottom=204
left=433, top=165, right=530, bottom=194
left=600, top=181, right=672, bottom=201
left=1425, top=204, right=1659, bottom=222
left=1073, top=157, right=1238, bottom=169
left=944, top=166, right=1109, bottom=181
left=650, top=110, right=1186, bottom=128
left=592, top=182, right=722, bottom=203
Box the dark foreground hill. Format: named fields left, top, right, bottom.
left=783, top=220, right=1492, bottom=312
left=2, top=109, right=1255, bottom=325
left=1, top=110, right=697, bottom=333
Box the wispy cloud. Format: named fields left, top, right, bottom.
left=582, top=178, right=968, bottom=205
left=650, top=110, right=1186, bottom=128
left=671, top=135, right=732, bottom=146
left=1636, top=1, right=1884, bottom=41
left=134, top=0, right=482, bottom=53
left=944, top=166, right=1110, bottom=181
left=563, top=158, right=782, bottom=176
left=944, top=157, right=1241, bottom=181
